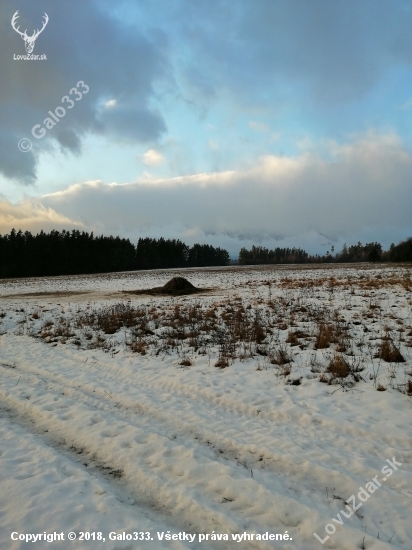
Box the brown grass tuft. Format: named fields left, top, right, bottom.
left=327, top=354, right=350, bottom=378
left=315, top=323, right=335, bottom=349
left=270, top=345, right=293, bottom=366
left=215, top=356, right=229, bottom=369
left=286, top=330, right=300, bottom=346
left=379, top=339, right=405, bottom=362
left=130, top=340, right=147, bottom=355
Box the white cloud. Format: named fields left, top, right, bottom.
left=1, top=132, right=410, bottom=254
left=105, top=99, right=117, bottom=108
left=142, top=149, right=165, bottom=166
left=0, top=199, right=83, bottom=235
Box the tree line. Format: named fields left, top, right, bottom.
left=238, top=246, right=309, bottom=265
left=135, top=238, right=230, bottom=270
left=238, top=237, right=412, bottom=265
left=0, top=230, right=230, bottom=279
left=1, top=229, right=410, bottom=279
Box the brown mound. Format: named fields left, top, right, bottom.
left=124, top=276, right=206, bottom=296
left=161, top=277, right=196, bottom=292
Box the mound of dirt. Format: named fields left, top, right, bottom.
left=161, top=277, right=196, bottom=293
left=124, top=276, right=206, bottom=296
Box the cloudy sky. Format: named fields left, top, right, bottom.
left=1, top=0, right=412, bottom=256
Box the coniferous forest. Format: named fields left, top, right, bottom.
left=238, top=238, right=412, bottom=265
left=238, top=246, right=309, bottom=265
left=0, top=229, right=411, bottom=279
left=0, top=230, right=230, bottom=279
left=135, top=238, right=230, bottom=270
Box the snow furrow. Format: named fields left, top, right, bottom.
left=0, top=341, right=410, bottom=548
left=0, top=410, right=193, bottom=550
left=0, top=370, right=315, bottom=550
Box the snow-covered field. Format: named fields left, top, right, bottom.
left=0, top=264, right=411, bottom=550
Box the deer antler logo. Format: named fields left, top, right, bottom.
left=11, top=11, right=49, bottom=54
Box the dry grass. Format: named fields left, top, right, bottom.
left=325, top=353, right=366, bottom=386
left=379, top=339, right=405, bottom=363
left=327, top=354, right=350, bottom=379
left=68, top=299, right=272, bottom=359
left=286, top=330, right=300, bottom=346
left=129, top=339, right=147, bottom=355
left=279, top=271, right=412, bottom=291
left=12, top=265, right=407, bottom=390
left=215, top=356, right=229, bottom=369
left=40, top=318, right=74, bottom=342
left=315, top=323, right=335, bottom=349
left=319, top=372, right=329, bottom=383
left=281, top=364, right=292, bottom=376
left=270, top=345, right=293, bottom=366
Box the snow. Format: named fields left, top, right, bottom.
left=0, top=264, right=411, bottom=549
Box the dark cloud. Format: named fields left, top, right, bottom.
left=1, top=0, right=169, bottom=181
left=99, top=104, right=166, bottom=143
left=138, top=0, right=412, bottom=105
left=234, top=0, right=389, bottom=101
left=0, top=130, right=36, bottom=183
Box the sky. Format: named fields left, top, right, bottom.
left=1, top=0, right=412, bottom=257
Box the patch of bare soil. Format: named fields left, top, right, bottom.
left=0, top=291, right=90, bottom=299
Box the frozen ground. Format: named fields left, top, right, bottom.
left=0, top=264, right=411, bottom=549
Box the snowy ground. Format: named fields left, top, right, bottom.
left=0, top=264, right=411, bottom=550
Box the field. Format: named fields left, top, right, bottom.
left=0, top=264, right=411, bottom=549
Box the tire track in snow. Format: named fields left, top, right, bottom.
left=0, top=407, right=193, bottom=550
left=0, top=354, right=401, bottom=506
left=31, top=339, right=412, bottom=450
left=0, top=365, right=313, bottom=550
left=1, top=342, right=410, bottom=549
left=2, top=338, right=411, bottom=479
left=1, top=341, right=411, bottom=512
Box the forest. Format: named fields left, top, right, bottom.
left=0, top=230, right=410, bottom=279
left=135, top=238, right=230, bottom=270
left=238, top=238, right=412, bottom=265
left=0, top=230, right=230, bottom=278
